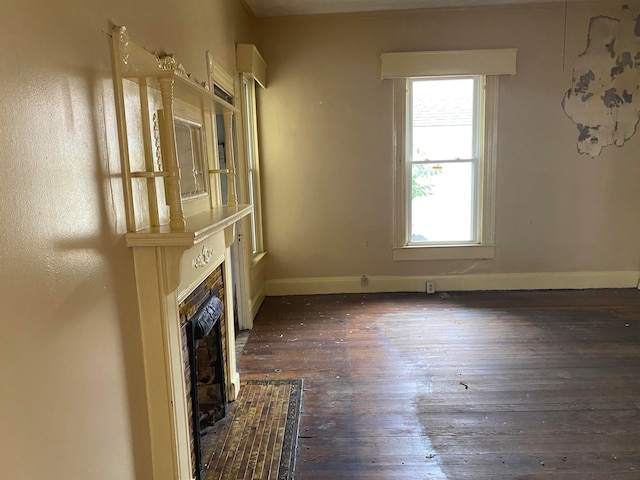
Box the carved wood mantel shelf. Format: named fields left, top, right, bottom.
left=125, top=205, right=252, bottom=247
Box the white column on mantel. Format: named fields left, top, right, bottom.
left=138, top=78, right=161, bottom=227
left=158, top=76, right=186, bottom=230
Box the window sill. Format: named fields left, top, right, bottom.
left=392, top=244, right=495, bottom=261
left=252, top=251, right=267, bottom=268
left=251, top=251, right=267, bottom=280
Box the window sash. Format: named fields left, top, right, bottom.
left=407, top=160, right=479, bottom=245
left=242, top=76, right=263, bottom=256
left=407, top=76, right=481, bottom=163
left=404, top=76, right=484, bottom=246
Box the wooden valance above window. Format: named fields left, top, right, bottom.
left=237, top=44, right=267, bottom=88
left=381, top=48, right=517, bottom=79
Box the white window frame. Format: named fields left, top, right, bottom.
left=382, top=48, right=516, bottom=261
left=392, top=75, right=498, bottom=261
left=241, top=74, right=265, bottom=259
left=406, top=75, right=483, bottom=246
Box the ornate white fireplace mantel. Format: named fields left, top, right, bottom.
left=128, top=216, right=249, bottom=480
left=110, top=26, right=251, bottom=480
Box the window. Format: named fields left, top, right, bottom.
left=206, top=51, right=241, bottom=210
left=393, top=75, right=497, bottom=260
left=382, top=49, right=517, bottom=261
left=408, top=76, right=481, bottom=245
left=242, top=75, right=264, bottom=256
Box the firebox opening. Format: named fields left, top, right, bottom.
left=179, top=264, right=229, bottom=479
left=187, top=295, right=226, bottom=478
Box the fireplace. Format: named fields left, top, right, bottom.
left=110, top=25, right=253, bottom=480
left=179, top=264, right=228, bottom=478
left=124, top=227, right=248, bottom=480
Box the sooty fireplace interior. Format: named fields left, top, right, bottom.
left=179, top=264, right=228, bottom=479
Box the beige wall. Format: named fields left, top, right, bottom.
left=255, top=1, right=640, bottom=281
left=0, top=1, right=253, bottom=479
left=2, top=1, right=638, bottom=476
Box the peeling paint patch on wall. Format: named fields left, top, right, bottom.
left=562, top=7, right=640, bottom=157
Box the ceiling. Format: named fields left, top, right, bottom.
left=244, top=0, right=580, bottom=18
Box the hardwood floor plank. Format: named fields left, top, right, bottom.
left=238, top=290, right=640, bottom=478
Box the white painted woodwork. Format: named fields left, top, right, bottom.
left=205, top=57, right=258, bottom=333
left=233, top=47, right=268, bottom=331
left=111, top=26, right=251, bottom=480
left=391, top=73, right=500, bottom=258
left=244, top=0, right=579, bottom=18
left=222, top=111, right=238, bottom=206
left=381, top=48, right=517, bottom=79
left=207, top=52, right=236, bottom=98
left=236, top=44, right=267, bottom=88
left=265, top=271, right=640, bottom=296
left=124, top=205, right=251, bottom=247
left=177, top=233, right=227, bottom=303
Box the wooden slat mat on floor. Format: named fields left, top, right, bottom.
left=204, top=379, right=303, bottom=480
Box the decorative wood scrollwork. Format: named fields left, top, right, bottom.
left=193, top=245, right=215, bottom=268
left=157, top=55, right=188, bottom=79
left=116, top=26, right=130, bottom=65
left=153, top=113, right=163, bottom=170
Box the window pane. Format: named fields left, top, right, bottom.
left=411, top=163, right=475, bottom=243
left=411, top=78, right=475, bottom=161
left=248, top=170, right=257, bottom=254
left=244, top=82, right=256, bottom=170
left=243, top=78, right=262, bottom=255
left=215, top=114, right=228, bottom=204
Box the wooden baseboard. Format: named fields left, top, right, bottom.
left=249, top=288, right=266, bottom=320
left=265, top=271, right=640, bottom=296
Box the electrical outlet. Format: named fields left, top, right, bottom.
left=426, top=280, right=435, bottom=294
left=361, top=275, right=369, bottom=287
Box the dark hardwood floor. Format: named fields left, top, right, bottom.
left=237, top=289, right=640, bottom=479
